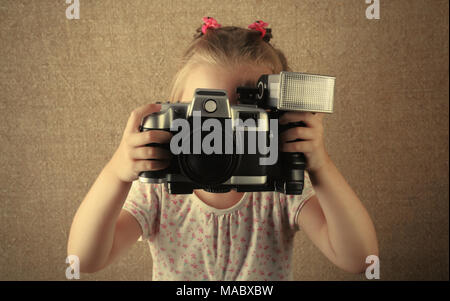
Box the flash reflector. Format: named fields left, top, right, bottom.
left=261, top=72, right=335, bottom=113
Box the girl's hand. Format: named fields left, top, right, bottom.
left=279, top=112, right=330, bottom=173
left=107, top=103, right=173, bottom=183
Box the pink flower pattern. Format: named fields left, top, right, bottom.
left=122, top=172, right=315, bottom=280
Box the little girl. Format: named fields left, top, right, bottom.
left=67, top=17, right=378, bottom=281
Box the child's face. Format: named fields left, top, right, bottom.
left=180, top=63, right=272, bottom=105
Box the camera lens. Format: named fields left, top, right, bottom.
left=178, top=129, right=238, bottom=185
left=180, top=153, right=236, bottom=185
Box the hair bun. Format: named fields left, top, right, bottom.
left=262, top=27, right=272, bottom=43
left=248, top=20, right=272, bottom=43
left=194, top=17, right=222, bottom=39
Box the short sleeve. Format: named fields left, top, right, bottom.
left=122, top=181, right=161, bottom=241
left=280, top=170, right=316, bottom=232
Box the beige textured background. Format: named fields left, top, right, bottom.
left=0, top=0, right=448, bottom=281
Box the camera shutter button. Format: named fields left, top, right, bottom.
left=204, top=99, right=217, bottom=113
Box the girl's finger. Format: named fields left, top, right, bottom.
left=125, top=103, right=162, bottom=134
left=279, top=111, right=317, bottom=128
left=315, top=112, right=325, bottom=121
left=134, top=159, right=170, bottom=172
left=130, top=146, right=172, bottom=160
left=127, top=130, right=172, bottom=147
left=280, top=126, right=315, bottom=143
left=281, top=140, right=313, bottom=153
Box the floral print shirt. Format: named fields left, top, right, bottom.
left=122, top=172, right=315, bottom=280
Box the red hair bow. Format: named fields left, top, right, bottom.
left=248, top=20, right=269, bottom=38
left=202, top=17, right=222, bottom=34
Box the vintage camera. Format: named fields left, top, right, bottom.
left=138, top=72, right=335, bottom=194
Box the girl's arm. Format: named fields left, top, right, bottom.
left=67, top=164, right=142, bottom=273
left=67, top=104, right=170, bottom=273
left=280, top=112, right=378, bottom=273
left=297, top=156, right=378, bottom=273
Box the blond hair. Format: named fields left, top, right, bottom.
left=168, top=24, right=291, bottom=102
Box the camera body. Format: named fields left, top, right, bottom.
left=139, top=72, right=335, bottom=195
